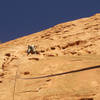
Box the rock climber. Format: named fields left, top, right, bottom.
left=27, top=45, right=37, bottom=55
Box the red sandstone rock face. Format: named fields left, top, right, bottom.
left=0, top=13, right=100, bottom=100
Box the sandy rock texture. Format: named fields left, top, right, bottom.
left=0, top=13, right=100, bottom=100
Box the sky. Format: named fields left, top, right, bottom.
left=0, top=0, right=100, bottom=43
